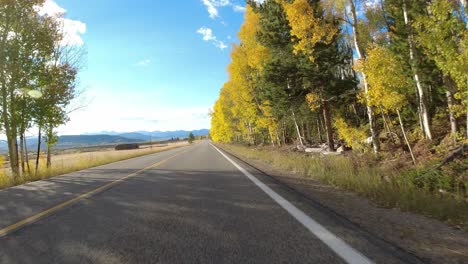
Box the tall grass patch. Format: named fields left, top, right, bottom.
left=0, top=143, right=188, bottom=190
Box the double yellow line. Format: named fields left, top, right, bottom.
left=0, top=150, right=187, bottom=238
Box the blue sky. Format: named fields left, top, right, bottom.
left=47, top=0, right=247, bottom=134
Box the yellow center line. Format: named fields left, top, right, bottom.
left=0, top=149, right=188, bottom=238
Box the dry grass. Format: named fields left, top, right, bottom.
left=219, top=143, right=468, bottom=230
left=0, top=142, right=189, bottom=190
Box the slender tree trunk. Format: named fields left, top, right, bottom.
left=282, top=121, right=286, bottom=145
left=24, top=134, right=30, bottom=173
left=306, top=121, right=311, bottom=143
left=46, top=143, right=51, bottom=168
left=20, top=132, right=25, bottom=173
left=35, top=127, right=42, bottom=175
left=352, top=104, right=360, bottom=125
left=322, top=101, right=335, bottom=151
left=446, top=90, right=458, bottom=143
left=444, top=76, right=458, bottom=143
left=397, top=109, right=416, bottom=165
left=349, top=0, right=380, bottom=153
left=2, top=88, right=20, bottom=176
left=0, top=23, right=20, bottom=176
left=291, top=109, right=304, bottom=146
left=268, top=128, right=275, bottom=146
left=413, top=85, right=424, bottom=133
left=380, top=107, right=396, bottom=144
left=6, top=134, right=20, bottom=177
left=275, top=127, right=281, bottom=147
left=300, top=121, right=306, bottom=145
left=316, top=114, right=323, bottom=144
left=19, top=97, right=27, bottom=174
left=403, top=1, right=432, bottom=140
left=46, top=126, right=53, bottom=168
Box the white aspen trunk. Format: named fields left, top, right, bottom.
left=397, top=109, right=417, bottom=165
left=291, top=109, right=304, bottom=146
left=349, top=0, right=380, bottom=153
left=268, top=128, right=275, bottom=146
left=403, top=2, right=432, bottom=140
left=275, top=128, right=282, bottom=147
left=446, top=90, right=458, bottom=143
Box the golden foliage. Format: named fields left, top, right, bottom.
left=306, top=92, right=321, bottom=111
left=238, top=5, right=270, bottom=71
left=334, top=117, right=368, bottom=151
left=282, top=0, right=338, bottom=61
left=355, top=45, right=408, bottom=111
left=211, top=5, right=276, bottom=143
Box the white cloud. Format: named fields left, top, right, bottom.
left=201, top=0, right=231, bottom=19
left=36, top=0, right=65, bottom=16
left=37, top=0, right=86, bottom=47
left=202, top=0, right=219, bottom=19
left=60, top=19, right=86, bottom=46
left=197, top=27, right=216, bottom=41
left=232, top=4, right=246, bottom=12
left=214, top=41, right=228, bottom=50
left=200, top=0, right=266, bottom=19
left=196, top=27, right=228, bottom=50
left=136, top=59, right=151, bottom=66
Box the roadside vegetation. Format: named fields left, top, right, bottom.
left=220, top=143, right=468, bottom=230
left=1, top=1, right=83, bottom=179
left=210, top=0, right=467, bottom=228
left=0, top=142, right=189, bottom=190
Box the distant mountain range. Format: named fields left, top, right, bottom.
left=89, top=129, right=210, bottom=141
left=0, top=129, right=210, bottom=152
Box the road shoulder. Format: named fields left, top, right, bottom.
left=217, top=144, right=468, bottom=264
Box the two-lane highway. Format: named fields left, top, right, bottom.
left=0, top=141, right=420, bottom=263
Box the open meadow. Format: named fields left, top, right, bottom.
left=0, top=141, right=190, bottom=189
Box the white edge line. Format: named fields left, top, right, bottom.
left=210, top=143, right=374, bottom=264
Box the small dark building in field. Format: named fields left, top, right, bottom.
left=114, top=143, right=139, bottom=150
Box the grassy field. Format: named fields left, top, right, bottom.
left=219, top=143, right=468, bottom=230
left=0, top=141, right=190, bottom=190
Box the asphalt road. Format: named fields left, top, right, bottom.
left=0, top=141, right=422, bottom=264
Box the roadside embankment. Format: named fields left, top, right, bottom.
left=217, top=143, right=468, bottom=263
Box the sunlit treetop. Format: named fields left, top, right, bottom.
left=280, top=0, right=338, bottom=62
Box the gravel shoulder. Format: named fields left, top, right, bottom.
left=220, top=145, right=468, bottom=264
